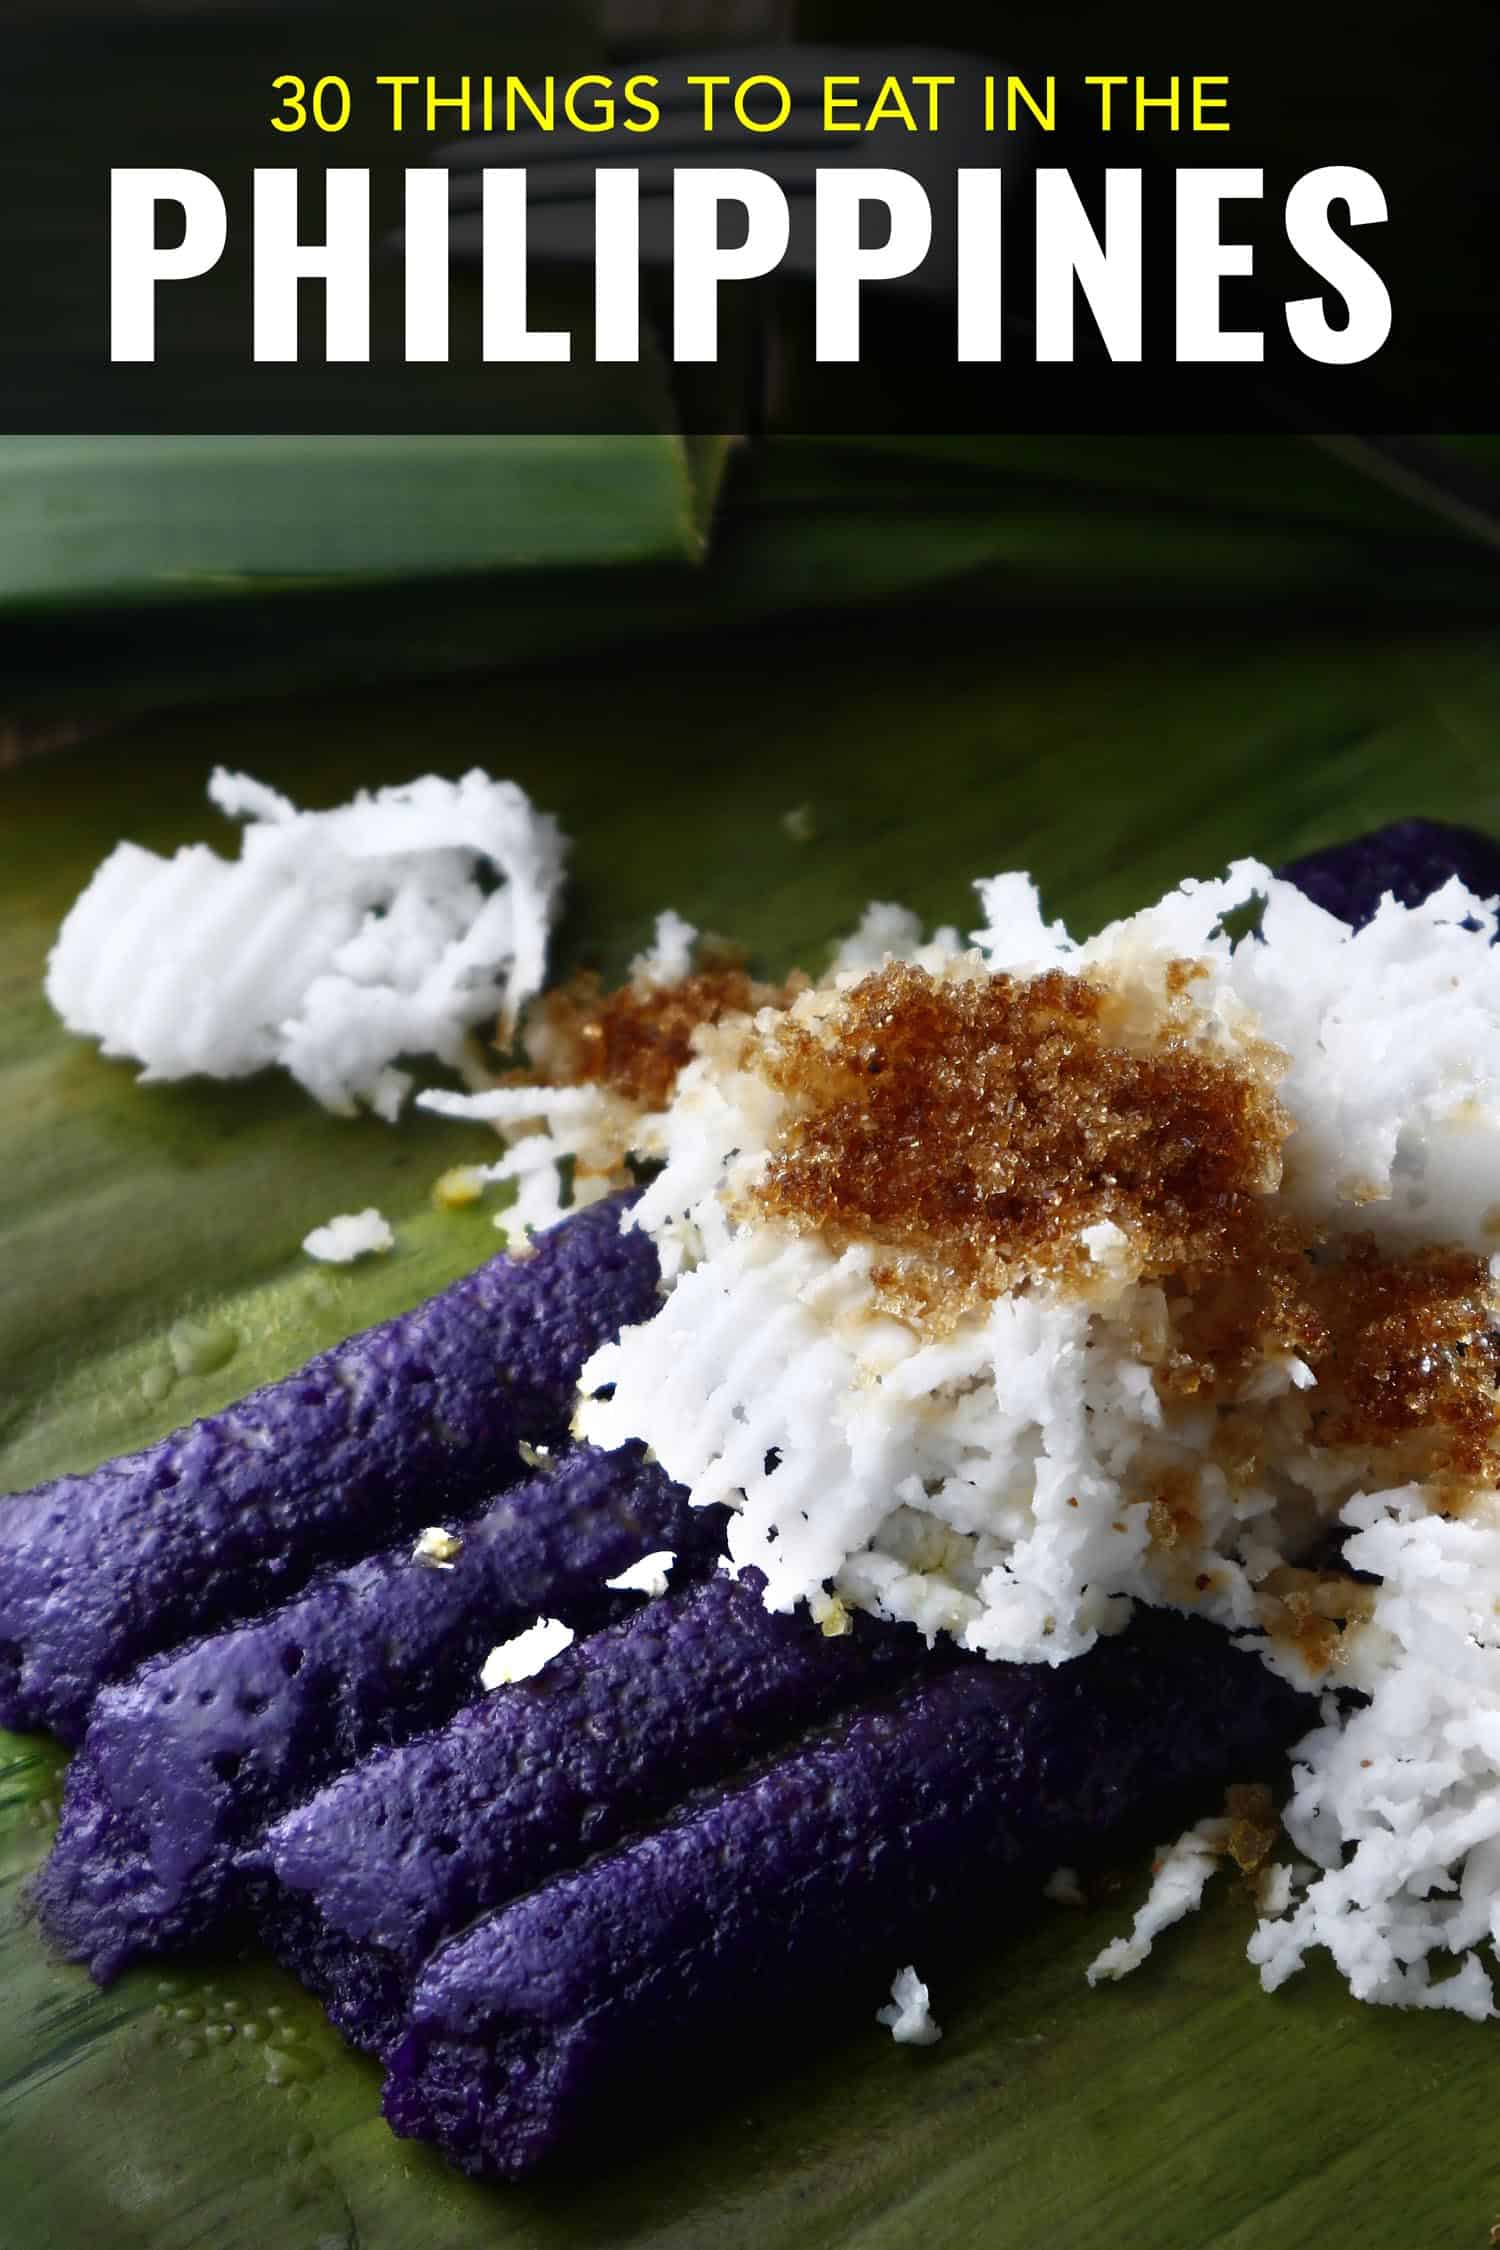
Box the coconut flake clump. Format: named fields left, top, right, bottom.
left=46, top=767, right=567, bottom=1118
left=411, top=1526, right=464, bottom=1571
left=579, top=859, right=1500, bottom=2013
left=830, top=901, right=962, bottom=976
left=1087, top=1817, right=1230, bottom=1984
left=302, top=1208, right=395, bottom=1263
left=604, top=1550, right=676, bottom=1598
left=877, top=1964, right=942, bottom=2046
left=480, top=1617, right=574, bottom=1689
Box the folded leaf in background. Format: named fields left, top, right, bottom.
left=2, top=436, right=1500, bottom=747
left=0, top=436, right=716, bottom=609
left=2, top=0, right=1497, bottom=650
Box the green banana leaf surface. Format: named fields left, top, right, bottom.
left=0, top=434, right=718, bottom=611
left=6, top=598, right=1500, bottom=2248
left=5, top=437, right=1499, bottom=739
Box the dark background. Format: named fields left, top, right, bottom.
left=2, top=0, right=1496, bottom=433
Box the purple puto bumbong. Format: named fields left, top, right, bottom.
left=254, top=1569, right=939, bottom=2057
left=381, top=1613, right=1306, bottom=2181
left=1277, top=817, right=1500, bottom=929
left=32, top=1445, right=719, bottom=1987
left=0, top=1192, right=659, bottom=1745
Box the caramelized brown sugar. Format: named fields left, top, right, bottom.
left=521, top=964, right=794, bottom=1113
left=747, top=959, right=1500, bottom=1477
left=1224, top=1783, right=1282, bottom=1878
left=1303, top=1243, right=1500, bottom=1479
left=750, top=960, right=1290, bottom=1317
left=1166, top=1236, right=1500, bottom=1481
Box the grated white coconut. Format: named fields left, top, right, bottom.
left=1244, top=1491, right=1500, bottom=2019
left=411, top=1526, right=463, bottom=1571
left=633, top=909, right=698, bottom=986
left=1087, top=1818, right=1230, bottom=1984
left=480, top=1617, right=574, bottom=1689
left=604, top=1550, right=676, bottom=1598
left=46, top=767, right=566, bottom=1117
left=302, top=1208, right=395, bottom=1263
left=877, top=1964, right=943, bottom=2046
left=571, top=859, right=1500, bottom=2016
left=829, top=900, right=962, bottom=977
left=416, top=909, right=709, bottom=1241
left=1257, top=1862, right=1298, bottom=1918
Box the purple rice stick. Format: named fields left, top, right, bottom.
left=0, top=1192, right=658, bottom=1743
left=254, top=1569, right=939, bottom=2056
left=1277, top=817, right=1500, bottom=930
left=33, top=1444, right=721, bottom=1985
left=383, top=1613, right=1306, bottom=2181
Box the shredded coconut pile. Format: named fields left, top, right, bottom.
left=47, top=767, right=566, bottom=1119
left=567, top=860, right=1500, bottom=2017
left=1246, top=1492, right=1500, bottom=2018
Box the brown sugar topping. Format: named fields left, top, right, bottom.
left=746, top=959, right=1500, bottom=1478
left=523, top=966, right=794, bottom=1114
left=1166, top=1235, right=1500, bottom=1481
left=1303, top=1243, right=1500, bottom=1479
left=750, top=960, right=1289, bottom=1319
left=1224, top=1783, right=1281, bottom=1877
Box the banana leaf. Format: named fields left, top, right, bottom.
left=0, top=435, right=721, bottom=611
left=3, top=436, right=1499, bottom=742
left=7, top=602, right=1500, bottom=2247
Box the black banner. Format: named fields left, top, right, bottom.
left=3, top=0, right=1496, bottom=434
